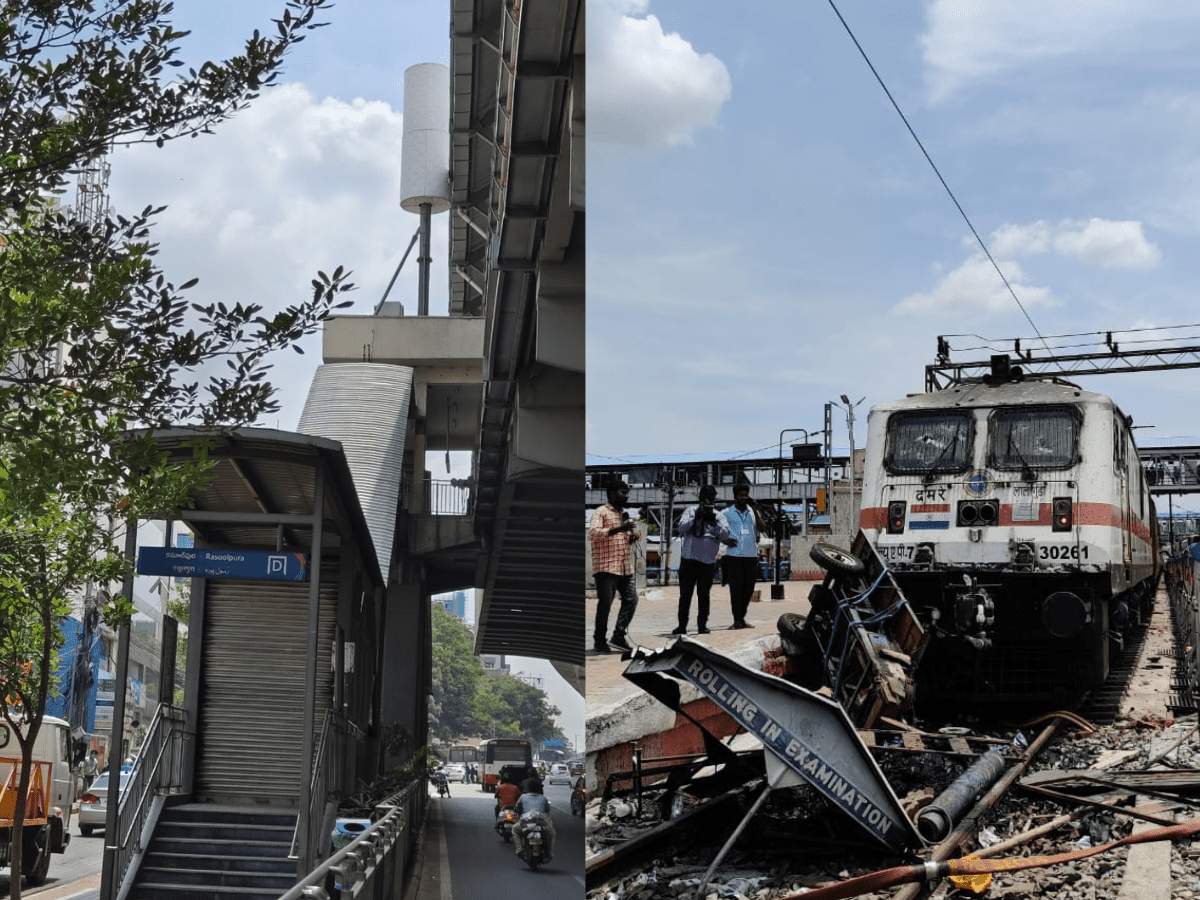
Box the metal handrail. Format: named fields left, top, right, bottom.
left=108, top=703, right=186, bottom=899
left=275, top=778, right=425, bottom=900
left=291, top=708, right=338, bottom=862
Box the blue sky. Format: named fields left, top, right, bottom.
left=107, top=1, right=451, bottom=432
left=587, top=0, right=1200, bottom=505
left=97, top=1, right=583, bottom=739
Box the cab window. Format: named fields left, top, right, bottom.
left=884, top=411, right=973, bottom=475
left=989, top=406, right=1080, bottom=471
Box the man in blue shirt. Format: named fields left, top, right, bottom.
left=673, top=485, right=735, bottom=634
left=513, top=779, right=555, bottom=862
left=722, top=482, right=767, bottom=629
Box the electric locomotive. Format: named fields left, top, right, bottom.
left=859, top=362, right=1159, bottom=704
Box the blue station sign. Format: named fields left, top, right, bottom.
left=137, top=547, right=309, bottom=582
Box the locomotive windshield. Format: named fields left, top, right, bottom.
left=885, top=411, right=973, bottom=475
left=988, top=405, right=1080, bottom=471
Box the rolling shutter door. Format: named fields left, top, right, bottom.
left=194, top=580, right=336, bottom=805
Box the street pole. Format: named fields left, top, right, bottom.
left=663, top=482, right=675, bottom=586
left=839, top=395, right=865, bottom=534
left=775, top=429, right=812, bottom=600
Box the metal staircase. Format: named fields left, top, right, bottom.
left=125, top=804, right=298, bottom=900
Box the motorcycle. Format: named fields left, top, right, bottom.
left=517, top=811, right=550, bottom=870
left=495, top=805, right=517, bottom=842
left=435, top=772, right=449, bottom=798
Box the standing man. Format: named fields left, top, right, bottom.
left=80, top=750, right=98, bottom=790
left=673, top=485, right=735, bottom=635
left=590, top=480, right=639, bottom=653
left=722, top=482, right=767, bottom=629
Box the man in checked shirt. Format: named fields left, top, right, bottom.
left=590, top=480, right=640, bottom=653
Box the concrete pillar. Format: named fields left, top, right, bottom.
left=380, top=582, right=428, bottom=769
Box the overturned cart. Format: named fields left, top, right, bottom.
left=787, top=532, right=928, bottom=728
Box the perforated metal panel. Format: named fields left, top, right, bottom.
left=298, top=364, right=412, bottom=580
left=193, top=580, right=336, bottom=805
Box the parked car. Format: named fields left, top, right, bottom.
left=547, top=763, right=572, bottom=785
left=569, top=777, right=586, bottom=816
left=78, top=771, right=130, bottom=836
left=442, top=763, right=467, bottom=783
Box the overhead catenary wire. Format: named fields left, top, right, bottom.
left=826, top=0, right=1050, bottom=357
left=942, top=324, right=1200, bottom=357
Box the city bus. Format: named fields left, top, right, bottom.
left=478, top=738, right=533, bottom=792
left=446, top=743, right=479, bottom=766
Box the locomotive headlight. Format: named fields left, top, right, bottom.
left=887, top=501, right=907, bottom=534
left=958, top=499, right=998, bottom=527
left=1052, top=497, right=1073, bottom=532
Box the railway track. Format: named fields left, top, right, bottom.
left=587, top=586, right=1194, bottom=899
left=1077, top=610, right=1153, bottom=725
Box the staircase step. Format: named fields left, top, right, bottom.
left=137, top=866, right=296, bottom=890
left=142, top=850, right=295, bottom=874
left=164, top=805, right=298, bottom=828
left=155, top=823, right=294, bottom=842
left=129, top=883, right=290, bottom=900
left=149, top=837, right=292, bottom=859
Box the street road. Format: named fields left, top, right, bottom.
left=426, top=779, right=585, bottom=900
left=0, top=817, right=106, bottom=899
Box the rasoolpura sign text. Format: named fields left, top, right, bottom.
left=137, top=547, right=308, bottom=582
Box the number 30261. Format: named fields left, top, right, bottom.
left=1039, top=544, right=1089, bottom=561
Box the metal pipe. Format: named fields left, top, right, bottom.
left=100, top=517, right=138, bottom=900
left=417, top=202, right=432, bottom=316
left=373, top=228, right=420, bottom=314
left=631, top=742, right=643, bottom=813
left=694, top=767, right=790, bottom=900
left=916, top=747, right=1008, bottom=842
left=892, top=721, right=1060, bottom=900
left=297, top=462, right=326, bottom=876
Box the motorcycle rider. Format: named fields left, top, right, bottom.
left=434, top=765, right=450, bottom=797
left=512, top=778, right=555, bottom=862
left=494, top=770, right=521, bottom=817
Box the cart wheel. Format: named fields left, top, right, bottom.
left=809, top=542, right=866, bottom=578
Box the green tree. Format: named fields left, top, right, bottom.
left=429, top=604, right=485, bottom=742
left=474, top=674, right=562, bottom=744
left=0, top=2, right=349, bottom=893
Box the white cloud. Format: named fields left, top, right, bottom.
left=921, top=2, right=1200, bottom=102
left=985, top=218, right=1158, bottom=270
left=591, top=0, right=732, bottom=148
left=1053, top=218, right=1160, bottom=269
left=894, top=255, right=1055, bottom=315
left=988, top=221, right=1051, bottom=256
left=107, top=83, right=445, bottom=429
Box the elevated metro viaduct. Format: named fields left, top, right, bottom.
left=98, top=2, right=584, bottom=896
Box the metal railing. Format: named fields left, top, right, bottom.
left=276, top=778, right=426, bottom=900
left=292, top=709, right=348, bottom=872
left=107, top=703, right=187, bottom=899
left=427, top=480, right=473, bottom=515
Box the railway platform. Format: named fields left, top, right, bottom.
left=585, top=577, right=814, bottom=791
